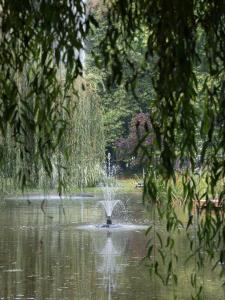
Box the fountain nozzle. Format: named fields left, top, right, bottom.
left=106, top=216, right=112, bottom=225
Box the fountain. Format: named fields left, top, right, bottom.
left=98, top=198, right=123, bottom=228
left=97, top=183, right=125, bottom=227
left=76, top=153, right=149, bottom=231
left=97, top=153, right=124, bottom=228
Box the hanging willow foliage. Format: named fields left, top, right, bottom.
left=0, top=74, right=105, bottom=194
left=0, top=0, right=97, bottom=187
left=97, top=0, right=225, bottom=298
left=59, top=78, right=105, bottom=191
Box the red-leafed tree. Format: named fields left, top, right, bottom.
left=115, top=113, right=152, bottom=170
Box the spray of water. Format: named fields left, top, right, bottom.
left=98, top=153, right=125, bottom=226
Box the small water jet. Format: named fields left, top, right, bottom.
left=98, top=162, right=125, bottom=228
left=97, top=154, right=125, bottom=228
left=98, top=199, right=124, bottom=228
left=76, top=183, right=148, bottom=230
left=76, top=153, right=149, bottom=231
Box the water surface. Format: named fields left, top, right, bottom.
left=0, top=194, right=224, bottom=300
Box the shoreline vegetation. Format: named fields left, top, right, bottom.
left=0, top=177, right=143, bottom=200
left=1, top=173, right=224, bottom=208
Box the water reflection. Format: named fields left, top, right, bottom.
left=0, top=198, right=148, bottom=300
left=93, top=232, right=127, bottom=300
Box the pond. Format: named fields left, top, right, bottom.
left=0, top=193, right=224, bottom=300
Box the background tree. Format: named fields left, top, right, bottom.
left=86, top=6, right=155, bottom=161
left=116, top=112, right=153, bottom=172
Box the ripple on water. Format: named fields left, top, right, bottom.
left=5, top=194, right=95, bottom=201
left=75, top=224, right=149, bottom=232
left=3, top=269, right=23, bottom=272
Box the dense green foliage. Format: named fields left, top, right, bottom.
left=87, top=7, right=154, bottom=169
left=96, top=1, right=225, bottom=298
left=64, top=80, right=105, bottom=189
left=90, top=1, right=225, bottom=298
left=0, top=1, right=105, bottom=192
left=0, top=78, right=105, bottom=193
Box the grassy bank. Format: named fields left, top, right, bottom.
left=0, top=177, right=143, bottom=198
left=2, top=171, right=224, bottom=202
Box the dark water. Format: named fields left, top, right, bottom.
left=0, top=194, right=224, bottom=300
